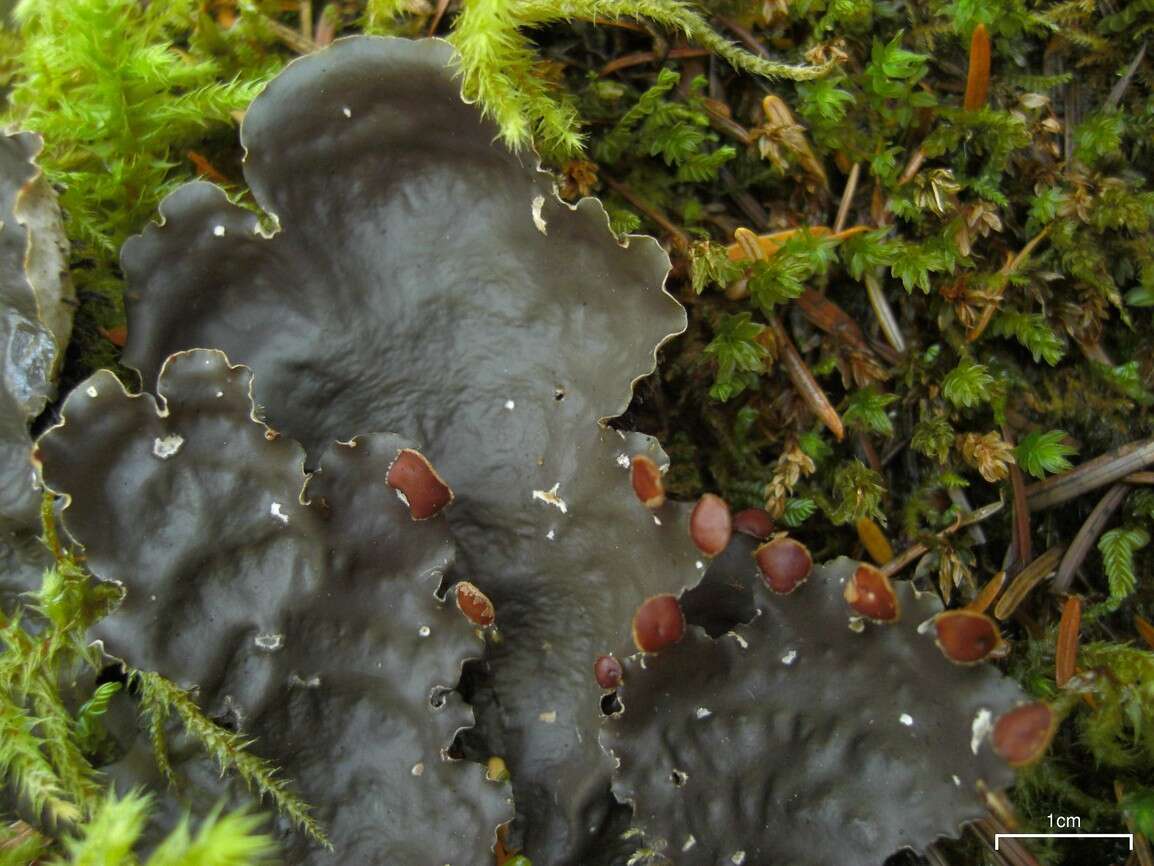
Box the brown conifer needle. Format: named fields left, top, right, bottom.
left=1055, top=595, right=1081, bottom=687
left=964, top=24, right=991, bottom=112
left=1136, top=615, right=1154, bottom=651
left=994, top=545, right=1065, bottom=620
left=966, top=570, right=1006, bottom=614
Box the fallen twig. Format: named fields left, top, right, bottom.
left=602, top=174, right=690, bottom=250
left=1053, top=483, right=1129, bottom=594
left=832, top=162, right=860, bottom=233
left=881, top=500, right=1004, bottom=578
left=768, top=314, right=845, bottom=440
left=599, top=47, right=710, bottom=77
left=1026, top=436, right=1154, bottom=511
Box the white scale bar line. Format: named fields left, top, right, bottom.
left=995, top=833, right=1133, bottom=851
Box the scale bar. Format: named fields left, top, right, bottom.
left=995, top=833, right=1133, bottom=851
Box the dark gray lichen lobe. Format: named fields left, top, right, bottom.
left=602, top=558, right=1023, bottom=865
left=37, top=349, right=511, bottom=866
left=119, top=36, right=700, bottom=862
left=0, top=131, right=72, bottom=598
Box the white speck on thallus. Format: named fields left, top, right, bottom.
left=652, top=514, right=662, bottom=526
left=532, top=483, right=567, bottom=513
left=682, top=835, right=697, bottom=852
left=504, top=399, right=515, bottom=410
left=270, top=502, right=290, bottom=524
left=695, top=560, right=704, bottom=569
left=152, top=435, right=184, bottom=459
left=545, top=529, right=555, bottom=540
left=86, top=386, right=98, bottom=398
left=418, top=625, right=431, bottom=637
left=971, top=708, right=993, bottom=755
left=539, top=711, right=557, bottom=723
left=215, top=390, right=224, bottom=398
left=213, top=225, right=226, bottom=237
left=411, top=762, right=424, bottom=776
left=917, top=616, right=935, bottom=635
left=848, top=617, right=865, bottom=633
left=254, top=633, right=283, bottom=651
left=395, top=488, right=411, bottom=507
left=531, top=195, right=548, bottom=234
left=731, top=851, right=747, bottom=865
left=731, top=633, right=749, bottom=649
left=616, top=453, right=630, bottom=469
left=342, top=106, right=352, bottom=118
left=695, top=707, right=711, bottom=719
left=952, top=774, right=962, bottom=786
left=899, top=713, right=914, bottom=726
left=781, top=649, right=798, bottom=665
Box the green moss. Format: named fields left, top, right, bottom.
left=5, top=0, right=282, bottom=383
left=55, top=791, right=277, bottom=866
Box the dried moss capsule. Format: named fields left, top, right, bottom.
left=755, top=537, right=812, bottom=595
left=843, top=563, right=900, bottom=622
left=632, top=595, right=685, bottom=653
left=386, top=448, right=453, bottom=520
left=455, top=581, right=495, bottom=627
left=992, top=702, right=1056, bottom=767
left=630, top=455, right=665, bottom=509
left=933, top=610, right=1005, bottom=664
left=689, top=494, right=732, bottom=556
left=733, top=508, right=774, bottom=540
left=594, top=655, right=623, bottom=689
